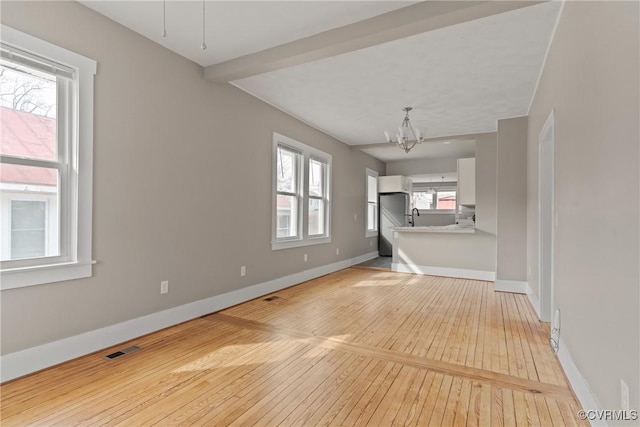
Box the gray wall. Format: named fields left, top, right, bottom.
left=527, top=1, right=639, bottom=415
left=475, top=133, right=497, bottom=238
left=386, top=157, right=457, bottom=177
left=496, top=117, right=528, bottom=282
left=0, top=1, right=385, bottom=355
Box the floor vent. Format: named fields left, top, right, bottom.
left=263, top=295, right=280, bottom=301
left=103, top=345, right=141, bottom=360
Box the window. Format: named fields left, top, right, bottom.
left=0, top=25, right=96, bottom=289
left=275, top=145, right=301, bottom=239
left=308, top=158, right=327, bottom=236
left=272, top=133, right=331, bottom=250
left=365, top=168, right=378, bottom=237
left=411, top=188, right=457, bottom=212
left=11, top=200, right=48, bottom=260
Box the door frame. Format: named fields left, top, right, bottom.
left=538, top=110, right=555, bottom=322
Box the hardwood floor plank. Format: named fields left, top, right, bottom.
left=0, top=268, right=585, bottom=426
left=212, top=313, right=575, bottom=402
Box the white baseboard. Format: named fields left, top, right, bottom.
left=556, top=338, right=606, bottom=427
left=350, top=251, right=379, bottom=266
left=525, top=284, right=542, bottom=318
left=392, top=263, right=495, bottom=281
left=522, top=284, right=602, bottom=426
left=494, top=279, right=528, bottom=294
left=1, top=253, right=374, bottom=383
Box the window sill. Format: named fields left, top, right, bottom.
left=1, top=260, right=95, bottom=290
left=271, top=236, right=331, bottom=251
left=365, top=230, right=378, bottom=238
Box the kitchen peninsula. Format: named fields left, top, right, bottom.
left=391, top=225, right=496, bottom=281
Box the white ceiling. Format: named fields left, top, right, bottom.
left=80, top=1, right=416, bottom=67
left=80, top=1, right=562, bottom=162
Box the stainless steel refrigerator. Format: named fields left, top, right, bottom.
left=379, top=192, right=409, bottom=257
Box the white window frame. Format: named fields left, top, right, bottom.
left=411, top=187, right=458, bottom=214
left=307, top=157, right=328, bottom=237
left=275, top=144, right=303, bottom=240
left=272, top=133, right=331, bottom=250
left=365, top=168, right=378, bottom=237
left=0, top=25, right=96, bottom=290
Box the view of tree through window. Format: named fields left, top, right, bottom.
left=272, top=134, right=331, bottom=249
left=1, top=64, right=60, bottom=261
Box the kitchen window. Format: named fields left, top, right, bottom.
left=412, top=189, right=457, bottom=211
left=365, top=168, right=378, bottom=237
left=0, top=25, right=96, bottom=289
left=272, top=133, right=331, bottom=250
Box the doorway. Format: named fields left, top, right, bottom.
left=538, top=110, right=555, bottom=322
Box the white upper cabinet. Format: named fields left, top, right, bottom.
left=457, top=158, right=476, bottom=206
left=378, top=175, right=412, bottom=194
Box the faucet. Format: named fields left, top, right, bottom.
left=409, top=207, right=420, bottom=227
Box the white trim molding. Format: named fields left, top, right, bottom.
left=494, top=279, right=528, bottom=294
left=350, top=251, right=379, bottom=266
left=556, top=337, right=607, bottom=427
left=392, top=263, right=495, bottom=281
left=0, top=251, right=377, bottom=382
left=526, top=283, right=542, bottom=319
left=0, top=25, right=96, bottom=289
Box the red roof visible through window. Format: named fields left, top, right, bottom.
left=0, top=106, right=57, bottom=186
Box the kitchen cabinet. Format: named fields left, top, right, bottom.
left=457, top=158, right=476, bottom=206
left=378, top=175, right=412, bottom=194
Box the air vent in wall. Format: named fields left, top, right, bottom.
left=103, top=345, right=141, bottom=360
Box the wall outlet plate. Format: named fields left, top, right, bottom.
left=160, top=280, right=169, bottom=294
left=336, top=248, right=340, bottom=255
left=304, top=254, right=307, bottom=262
left=240, top=266, right=246, bottom=277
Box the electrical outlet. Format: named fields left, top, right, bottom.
left=621, top=379, right=630, bottom=411
left=160, top=280, right=169, bottom=294
left=336, top=248, right=340, bottom=255
left=370, top=241, right=373, bottom=247
left=354, top=214, right=357, bottom=221
left=304, top=253, right=307, bottom=262
left=240, top=266, right=246, bottom=277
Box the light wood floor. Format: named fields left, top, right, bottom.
left=1, top=268, right=586, bottom=426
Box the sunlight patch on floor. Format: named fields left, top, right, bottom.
left=171, top=334, right=348, bottom=372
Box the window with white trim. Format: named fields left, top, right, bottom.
left=365, top=168, right=378, bottom=237
left=272, top=133, right=331, bottom=250
left=0, top=25, right=96, bottom=289
left=412, top=187, right=457, bottom=212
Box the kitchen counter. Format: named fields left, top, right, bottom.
left=392, top=225, right=475, bottom=234
left=391, top=226, right=496, bottom=281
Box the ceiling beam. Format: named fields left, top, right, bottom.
left=204, top=1, right=544, bottom=83
left=351, top=132, right=489, bottom=151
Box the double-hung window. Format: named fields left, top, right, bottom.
left=0, top=25, right=96, bottom=289
left=272, top=133, right=331, bottom=250
left=365, top=168, right=378, bottom=237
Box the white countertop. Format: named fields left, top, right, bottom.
left=392, top=225, right=476, bottom=234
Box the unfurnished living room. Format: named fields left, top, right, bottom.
left=0, top=1, right=638, bottom=426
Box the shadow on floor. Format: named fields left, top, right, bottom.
left=355, top=256, right=392, bottom=270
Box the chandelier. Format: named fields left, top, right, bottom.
left=384, top=107, right=424, bottom=153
